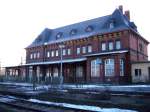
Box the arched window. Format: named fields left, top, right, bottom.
left=105, top=59, right=114, bottom=76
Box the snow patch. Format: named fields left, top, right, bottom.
left=29, top=99, right=137, bottom=112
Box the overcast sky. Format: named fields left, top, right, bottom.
left=0, top=0, right=150, bottom=67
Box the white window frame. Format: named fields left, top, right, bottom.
left=91, top=59, right=100, bottom=77
left=62, top=49, right=66, bottom=56
left=37, top=52, right=40, bottom=58
left=56, top=50, right=59, bottom=57
left=82, top=46, right=86, bottom=54
left=88, top=45, right=92, bottom=53
left=34, top=53, right=36, bottom=59
left=30, top=53, right=33, bottom=59
left=77, top=47, right=80, bottom=54
left=102, top=42, right=106, bottom=51
left=116, top=40, right=121, bottom=50
left=105, top=59, right=114, bottom=76
left=51, top=51, right=54, bottom=57
left=120, top=59, right=124, bottom=76
left=108, top=41, right=114, bottom=50
left=67, top=48, right=71, bottom=55
left=47, top=51, right=50, bottom=58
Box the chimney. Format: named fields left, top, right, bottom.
left=119, top=5, right=123, bottom=13
left=125, top=10, right=130, bottom=21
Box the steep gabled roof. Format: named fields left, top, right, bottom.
left=26, top=8, right=139, bottom=48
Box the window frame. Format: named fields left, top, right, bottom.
left=87, top=45, right=92, bottom=53
left=108, top=41, right=114, bottom=51
left=77, top=47, right=81, bottom=54
left=101, top=42, right=106, bottom=51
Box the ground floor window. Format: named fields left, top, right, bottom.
left=76, top=66, right=83, bottom=77
left=135, top=69, right=141, bottom=77
left=120, top=59, right=124, bottom=76
left=91, top=59, right=100, bottom=77
left=53, top=67, right=59, bottom=77
left=105, top=59, right=114, bottom=76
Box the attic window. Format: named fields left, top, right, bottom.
left=109, top=19, right=115, bottom=29
left=70, top=29, right=77, bottom=35
left=56, top=32, right=63, bottom=39
left=85, top=25, right=93, bottom=32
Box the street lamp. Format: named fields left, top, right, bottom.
left=59, top=43, right=65, bottom=88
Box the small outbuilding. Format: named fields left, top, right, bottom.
left=131, top=61, right=150, bottom=83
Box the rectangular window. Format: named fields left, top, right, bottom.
left=47, top=51, right=50, bottom=57
left=51, top=51, right=54, bottom=57
left=37, top=52, right=40, bottom=58
left=77, top=47, right=80, bottom=54
left=91, top=59, right=100, bottom=77
left=56, top=50, right=58, bottom=57
left=53, top=67, right=59, bottom=77
left=34, top=53, right=36, bottom=59
left=67, top=48, right=71, bottom=55
left=82, top=46, right=86, bottom=54
left=139, top=43, right=143, bottom=52
left=120, top=59, right=124, bottom=76
left=102, top=42, right=106, bottom=51
left=63, top=49, right=66, bottom=56
left=76, top=66, right=83, bottom=77
left=105, top=59, right=114, bottom=76
left=108, top=41, right=113, bottom=50
left=88, top=45, right=92, bottom=53
left=30, top=53, right=33, bottom=59
left=135, top=69, right=142, bottom=76
left=116, top=40, right=121, bottom=50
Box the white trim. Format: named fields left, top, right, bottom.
left=24, top=58, right=87, bottom=66
left=85, top=50, right=128, bottom=57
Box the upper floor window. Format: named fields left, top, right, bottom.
left=37, top=52, right=40, bottom=58
left=67, top=48, right=71, bottom=55
left=82, top=46, right=86, bottom=54
left=108, top=41, right=114, bottom=50
left=47, top=51, right=50, bottom=58
left=101, top=42, right=106, bottom=51
left=77, top=47, right=80, bottom=54
left=116, top=40, right=121, bottom=50
left=139, top=43, right=143, bottom=52
left=30, top=54, right=33, bottom=59
left=56, top=50, right=59, bottom=57
left=87, top=45, right=92, bottom=53
left=51, top=51, right=54, bottom=57
left=62, top=49, right=66, bottom=56
left=33, top=53, right=36, bottom=59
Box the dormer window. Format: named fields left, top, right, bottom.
left=109, top=19, right=115, bottom=29
left=85, top=25, right=93, bottom=32
left=70, top=29, right=77, bottom=35
left=56, top=32, right=63, bottom=39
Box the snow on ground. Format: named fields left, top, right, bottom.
left=29, top=99, right=137, bottom=112
left=0, top=82, right=150, bottom=93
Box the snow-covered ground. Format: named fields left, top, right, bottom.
left=0, top=82, right=150, bottom=93
left=29, top=99, right=138, bottom=112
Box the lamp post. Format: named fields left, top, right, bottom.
left=59, top=43, right=65, bottom=88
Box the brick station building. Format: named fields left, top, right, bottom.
left=5, top=6, right=149, bottom=84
